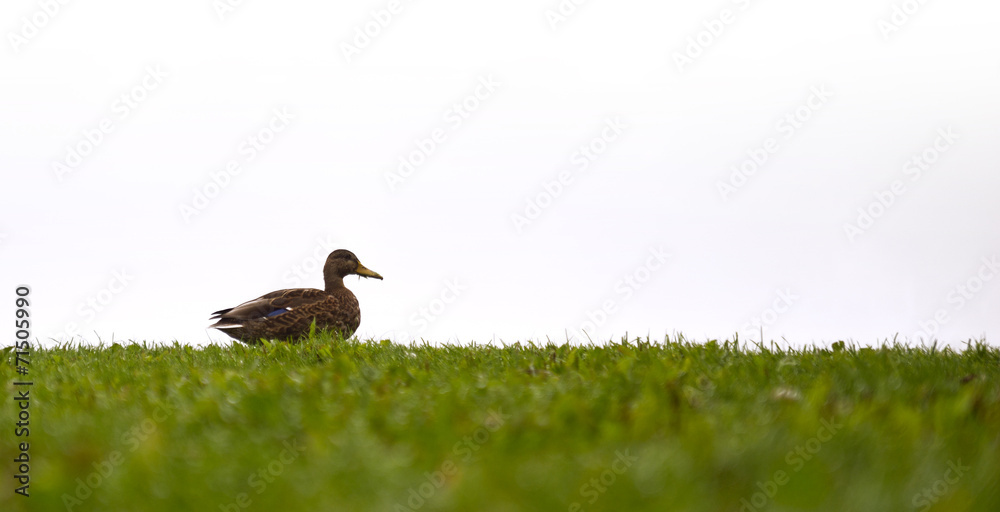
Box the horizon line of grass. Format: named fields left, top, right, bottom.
left=9, top=332, right=994, bottom=354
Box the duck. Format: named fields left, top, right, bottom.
left=209, top=249, right=382, bottom=343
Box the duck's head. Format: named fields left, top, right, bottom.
left=325, top=249, right=383, bottom=281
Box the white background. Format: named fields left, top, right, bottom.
left=2, top=0, right=998, bottom=347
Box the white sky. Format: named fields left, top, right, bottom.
left=2, top=0, right=999, bottom=347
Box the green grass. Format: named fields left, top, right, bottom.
left=2, top=335, right=999, bottom=512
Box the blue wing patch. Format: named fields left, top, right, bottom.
left=266, top=308, right=289, bottom=318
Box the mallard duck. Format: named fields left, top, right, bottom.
left=209, top=249, right=382, bottom=343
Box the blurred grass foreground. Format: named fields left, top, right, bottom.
left=2, top=335, right=998, bottom=512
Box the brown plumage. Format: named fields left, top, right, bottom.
left=209, top=249, right=382, bottom=343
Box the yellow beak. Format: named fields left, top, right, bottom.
left=355, top=262, right=383, bottom=280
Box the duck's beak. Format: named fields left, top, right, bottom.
left=355, top=262, right=383, bottom=280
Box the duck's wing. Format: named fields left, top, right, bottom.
left=209, top=288, right=327, bottom=328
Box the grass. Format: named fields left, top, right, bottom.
left=2, top=335, right=999, bottom=512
